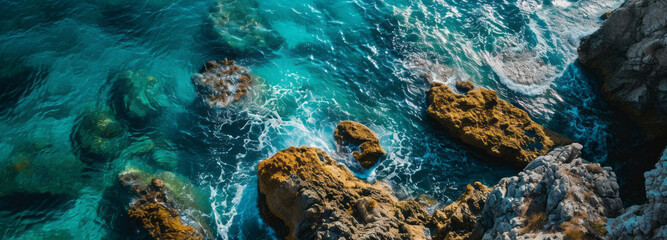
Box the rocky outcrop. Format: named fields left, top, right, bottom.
left=578, top=0, right=667, bottom=139
left=191, top=60, right=252, bottom=108
left=209, top=0, right=283, bottom=54
left=120, top=169, right=211, bottom=240
left=334, top=121, right=386, bottom=168
left=426, top=82, right=571, bottom=167
left=432, top=182, right=491, bottom=240
left=257, top=146, right=431, bottom=240
left=606, top=147, right=667, bottom=239
left=476, top=143, right=623, bottom=240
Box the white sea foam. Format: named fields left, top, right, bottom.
left=482, top=0, right=623, bottom=95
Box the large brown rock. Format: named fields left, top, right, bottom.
left=257, top=146, right=431, bottom=240
left=334, top=121, right=386, bottom=168
left=426, top=82, right=571, bottom=167
left=432, top=182, right=491, bottom=240
left=578, top=0, right=667, bottom=139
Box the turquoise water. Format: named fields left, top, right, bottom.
left=1, top=0, right=652, bottom=239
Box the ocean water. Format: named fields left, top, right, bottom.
left=1, top=0, right=653, bottom=239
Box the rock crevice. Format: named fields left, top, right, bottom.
left=606, top=147, right=667, bottom=239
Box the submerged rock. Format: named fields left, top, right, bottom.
left=111, top=70, right=168, bottom=122
left=431, top=182, right=491, bottom=240
left=122, top=136, right=179, bottom=170
left=120, top=168, right=211, bottom=240
left=426, top=82, right=571, bottom=167
left=0, top=141, right=84, bottom=196
left=606, top=147, right=667, bottom=239
left=209, top=0, right=283, bottom=54
left=334, top=121, right=386, bottom=168
left=578, top=0, right=667, bottom=139
left=476, top=143, right=623, bottom=240
left=73, top=105, right=128, bottom=160
left=191, top=60, right=252, bottom=108
left=257, top=146, right=431, bottom=240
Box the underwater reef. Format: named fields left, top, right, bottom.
left=120, top=168, right=212, bottom=240
left=110, top=70, right=168, bottom=122
left=209, top=0, right=284, bottom=54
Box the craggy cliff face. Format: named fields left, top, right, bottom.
left=476, top=144, right=624, bottom=240
left=578, top=0, right=667, bottom=138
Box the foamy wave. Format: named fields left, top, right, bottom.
left=483, top=0, right=622, bottom=95
left=482, top=48, right=554, bottom=95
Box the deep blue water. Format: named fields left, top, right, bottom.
left=0, top=0, right=646, bottom=239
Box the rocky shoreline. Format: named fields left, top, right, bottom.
left=257, top=146, right=431, bottom=240
left=133, top=0, right=667, bottom=238
left=257, top=135, right=665, bottom=240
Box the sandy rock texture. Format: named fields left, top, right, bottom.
left=120, top=169, right=211, bottom=240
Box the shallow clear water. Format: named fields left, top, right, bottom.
left=1, top=0, right=649, bottom=239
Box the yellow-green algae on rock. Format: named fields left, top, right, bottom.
left=257, top=146, right=431, bottom=240
left=431, top=182, right=491, bottom=240
left=334, top=121, right=386, bottom=168
left=426, top=82, right=571, bottom=167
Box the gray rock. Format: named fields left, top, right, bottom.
left=606, top=147, right=667, bottom=239
left=477, top=144, right=623, bottom=239
left=578, top=0, right=667, bottom=138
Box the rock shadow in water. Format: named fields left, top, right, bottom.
left=0, top=57, right=49, bottom=115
